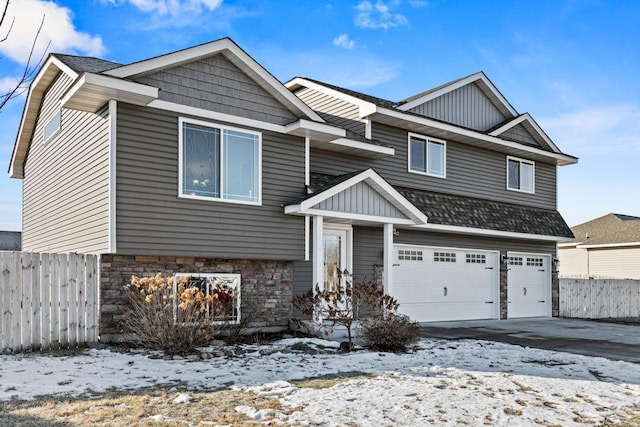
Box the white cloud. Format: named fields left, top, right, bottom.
left=540, top=104, right=640, bottom=154
left=333, top=34, right=355, bottom=50
left=0, top=0, right=105, bottom=65
left=355, top=0, right=408, bottom=30
left=103, top=0, right=222, bottom=16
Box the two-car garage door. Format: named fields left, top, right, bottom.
left=392, top=245, right=551, bottom=322
left=392, top=245, right=500, bottom=322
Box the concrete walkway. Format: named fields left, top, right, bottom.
left=420, top=317, right=640, bottom=363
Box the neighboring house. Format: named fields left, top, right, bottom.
left=0, top=231, right=21, bottom=250
left=558, top=213, right=640, bottom=279
left=8, top=38, right=577, bottom=342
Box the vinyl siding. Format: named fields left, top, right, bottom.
left=314, top=182, right=406, bottom=218
left=135, top=54, right=297, bottom=125
left=115, top=103, right=305, bottom=259
left=311, top=122, right=557, bottom=210
left=22, top=72, right=110, bottom=254
left=501, top=124, right=539, bottom=147
left=558, top=247, right=589, bottom=277
left=293, top=87, right=366, bottom=136
left=408, top=83, right=506, bottom=131
left=292, top=225, right=557, bottom=295
left=585, top=247, right=640, bottom=280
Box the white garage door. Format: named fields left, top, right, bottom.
left=507, top=253, right=551, bottom=318
left=392, top=245, right=499, bottom=322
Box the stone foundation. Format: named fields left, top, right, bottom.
left=99, top=255, right=293, bottom=343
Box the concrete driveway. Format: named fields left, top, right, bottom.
left=420, top=317, right=640, bottom=363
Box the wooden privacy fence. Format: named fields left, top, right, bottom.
left=0, top=251, right=99, bottom=352
left=560, top=278, right=640, bottom=319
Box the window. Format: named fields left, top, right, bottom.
left=174, top=273, right=241, bottom=324
left=408, top=133, right=445, bottom=177
left=44, top=110, right=61, bottom=142
left=466, top=253, right=486, bottom=264
left=398, top=249, right=423, bottom=261
left=508, top=256, right=523, bottom=266
left=507, top=157, right=534, bottom=193
left=434, top=252, right=456, bottom=263
left=527, top=257, right=544, bottom=267
left=179, top=118, right=261, bottom=204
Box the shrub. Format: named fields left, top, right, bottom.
left=362, top=314, right=420, bottom=352
left=122, top=274, right=225, bottom=356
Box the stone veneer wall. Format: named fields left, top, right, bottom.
left=99, top=255, right=293, bottom=343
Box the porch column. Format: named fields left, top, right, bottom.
left=312, top=215, right=324, bottom=290
left=383, top=223, right=394, bottom=294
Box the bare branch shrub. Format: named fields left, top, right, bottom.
left=362, top=314, right=419, bottom=352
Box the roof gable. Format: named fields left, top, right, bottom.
left=570, top=213, right=640, bottom=246
left=489, top=113, right=560, bottom=153
left=105, top=38, right=323, bottom=122
left=397, top=72, right=518, bottom=120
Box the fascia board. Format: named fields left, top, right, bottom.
left=293, top=209, right=417, bottom=225
left=284, top=119, right=345, bottom=141
left=60, top=73, right=159, bottom=111
left=398, top=72, right=518, bottom=117
left=373, top=106, right=578, bottom=166
left=9, top=56, right=79, bottom=178
left=577, top=242, right=640, bottom=249
left=328, top=138, right=395, bottom=156
left=414, top=222, right=575, bottom=242
left=106, top=39, right=324, bottom=123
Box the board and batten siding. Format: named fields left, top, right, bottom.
left=314, top=182, right=407, bottom=219
left=293, top=87, right=366, bottom=136
left=407, top=83, right=506, bottom=132
left=115, top=103, right=306, bottom=259
left=135, top=54, right=298, bottom=126
left=22, top=73, right=110, bottom=254
left=311, top=122, right=557, bottom=210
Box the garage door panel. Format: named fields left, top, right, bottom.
left=393, top=245, right=499, bottom=322
left=507, top=254, right=550, bottom=318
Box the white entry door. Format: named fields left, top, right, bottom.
left=392, top=245, right=500, bottom=322
left=507, top=253, right=551, bottom=318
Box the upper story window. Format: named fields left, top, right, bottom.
left=507, top=156, right=535, bottom=193
left=44, top=110, right=61, bottom=142
left=408, top=133, right=446, bottom=178
left=179, top=118, right=261, bottom=205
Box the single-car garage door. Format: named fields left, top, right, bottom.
left=392, top=245, right=499, bottom=322
left=507, top=252, right=551, bottom=318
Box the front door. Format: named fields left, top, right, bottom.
left=324, top=228, right=348, bottom=292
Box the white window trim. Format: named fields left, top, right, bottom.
left=407, top=132, right=446, bottom=178
left=178, top=116, right=262, bottom=206
left=174, top=272, right=242, bottom=325
left=43, top=108, right=62, bottom=143
left=506, top=156, right=535, bottom=194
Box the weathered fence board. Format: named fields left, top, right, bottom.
left=0, top=251, right=99, bottom=352
left=560, top=278, right=640, bottom=318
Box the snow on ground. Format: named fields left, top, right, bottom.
left=1, top=338, right=640, bottom=426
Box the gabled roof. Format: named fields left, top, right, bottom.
left=286, top=76, right=578, bottom=167
left=488, top=113, right=560, bottom=153
left=566, top=213, right=640, bottom=247
left=396, top=71, right=518, bottom=119
left=55, top=54, right=122, bottom=73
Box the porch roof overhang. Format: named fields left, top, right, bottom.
left=284, top=169, right=428, bottom=225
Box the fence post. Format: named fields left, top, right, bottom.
left=68, top=252, right=78, bottom=347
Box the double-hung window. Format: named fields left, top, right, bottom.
left=408, top=133, right=446, bottom=178
left=507, top=156, right=534, bottom=193
left=179, top=118, right=261, bottom=205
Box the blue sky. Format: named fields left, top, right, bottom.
left=1, top=0, right=639, bottom=231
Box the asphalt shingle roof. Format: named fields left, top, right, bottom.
left=0, top=231, right=21, bottom=250
left=299, top=172, right=573, bottom=238
left=570, top=213, right=640, bottom=245
left=54, top=54, right=122, bottom=74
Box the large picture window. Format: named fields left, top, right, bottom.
left=507, top=156, right=534, bottom=193
left=179, top=118, right=261, bottom=204
left=174, top=273, right=241, bottom=324
left=408, top=133, right=445, bottom=178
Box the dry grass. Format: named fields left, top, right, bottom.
left=0, top=387, right=297, bottom=426
left=291, top=371, right=373, bottom=389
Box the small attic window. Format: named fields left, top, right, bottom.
left=44, top=110, right=61, bottom=142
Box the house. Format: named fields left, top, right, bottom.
left=8, top=38, right=577, bottom=342
left=558, top=213, right=640, bottom=279
left=0, top=231, right=21, bottom=251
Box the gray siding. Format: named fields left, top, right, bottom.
left=315, top=182, right=406, bottom=218
left=135, top=54, right=298, bottom=125
left=501, top=123, right=539, bottom=147
left=22, top=73, right=110, bottom=254
left=294, top=87, right=366, bottom=136
left=115, top=103, right=306, bottom=259
left=409, top=83, right=506, bottom=131
left=311, top=122, right=557, bottom=210
left=292, top=225, right=556, bottom=295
